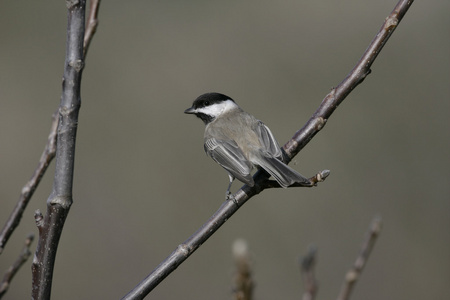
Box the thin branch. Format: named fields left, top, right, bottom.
left=232, top=239, right=254, bottom=300
left=300, top=245, right=318, bottom=300
left=336, top=217, right=382, bottom=300
left=31, top=1, right=86, bottom=299
left=0, top=112, right=58, bottom=255
left=83, top=0, right=101, bottom=58
left=0, top=234, right=34, bottom=298
left=122, top=1, right=413, bottom=299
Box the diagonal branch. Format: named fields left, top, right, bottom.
left=83, top=0, right=101, bottom=58
left=122, top=1, right=413, bottom=299
left=0, top=112, right=58, bottom=255
left=0, top=234, right=34, bottom=298
left=336, top=217, right=382, bottom=300
left=31, top=1, right=86, bottom=299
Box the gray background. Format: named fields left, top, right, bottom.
left=1, top=1, right=449, bottom=299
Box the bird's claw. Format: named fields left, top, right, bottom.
left=226, top=191, right=238, bottom=205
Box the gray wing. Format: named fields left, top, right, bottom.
left=253, top=121, right=309, bottom=187
left=254, top=121, right=283, bottom=159
left=204, top=138, right=254, bottom=186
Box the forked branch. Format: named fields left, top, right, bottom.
left=0, top=0, right=102, bottom=256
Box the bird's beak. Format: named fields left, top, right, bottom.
left=184, top=107, right=196, bottom=114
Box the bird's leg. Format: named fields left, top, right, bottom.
left=225, top=174, right=236, bottom=203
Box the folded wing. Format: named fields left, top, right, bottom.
left=204, top=138, right=255, bottom=186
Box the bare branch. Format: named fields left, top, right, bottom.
left=0, top=112, right=58, bottom=255
left=300, top=245, right=318, bottom=300
left=122, top=1, right=413, bottom=298
left=232, top=239, right=254, bottom=300
left=0, top=0, right=102, bottom=256
left=336, top=217, right=383, bottom=300
left=84, top=0, right=101, bottom=58
left=283, top=0, right=413, bottom=159
left=31, top=1, right=86, bottom=299
left=0, top=234, right=34, bottom=298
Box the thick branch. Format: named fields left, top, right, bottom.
left=336, top=217, right=382, bottom=300
left=122, top=1, right=413, bottom=299
left=0, top=1, right=101, bottom=257
left=31, top=2, right=86, bottom=299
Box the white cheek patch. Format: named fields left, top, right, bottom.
left=196, top=100, right=237, bottom=117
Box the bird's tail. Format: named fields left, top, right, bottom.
left=254, top=154, right=309, bottom=188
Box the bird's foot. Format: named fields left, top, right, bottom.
left=226, top=191, right=238, bottom=205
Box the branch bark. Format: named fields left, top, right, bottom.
left=0, top=112, right=58, bottom=255
left=122, top=1, right=414, bottom=299
left=0, top=1, right=101, bottom=256
left=336, top=217, right=382, bottom=300
left=0, top=234, right=34, bottom=298
left=31, top=2, right=86, bottom=299
left=83, top=0, right=101, bottom=58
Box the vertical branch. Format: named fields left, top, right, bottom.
left=31, top=1, right=86, bottom=299
left=0, top=0, right=101, bottom=256
left=232, top=239, right=254, bottom=300
left=300, top=245, right=318, bottom=300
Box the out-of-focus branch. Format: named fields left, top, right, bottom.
left=300, top=245, right=318, bottom=300
left=0, top=234, right=34, bottom=298
left=0, top=112, right=58, bottom=255
left=232, top=239, right=254, bottom=300
left=31, top=1, right=86, bottom=299
left=122, top=1, right=413, bottom=299
left=336, top=217, right=382, bottom=300
left=84, top=0, right=101, bottom=58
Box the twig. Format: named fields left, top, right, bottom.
left=122, top=1, right=413, bottom=299
left=232, top=239, right=254, bottom=300
left=336, top=217, right=383, bottom=300
left=31, top=1, right=86, bottom=299
left=300, top=245, right=318, bottom=300
left=264, top=169, right=330, bottom=189
left=0, top=112, right=58, bottom=255
left=83, top=0, right=101, bottom=58
left=0, top=234, right=34, bottom=298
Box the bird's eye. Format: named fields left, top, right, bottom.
left=204, top=101, right=210, bottom=106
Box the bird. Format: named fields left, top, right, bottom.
left=184, top=92, right=309, bottom=200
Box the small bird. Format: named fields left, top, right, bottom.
left=184, top=92, right=309, bottom=199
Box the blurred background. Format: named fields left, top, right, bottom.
left=1, top=1, right=449, bottom=299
